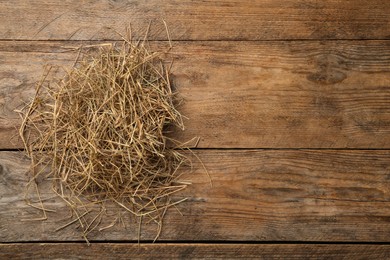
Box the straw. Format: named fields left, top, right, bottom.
left=19, top=39, right=189, bottom=242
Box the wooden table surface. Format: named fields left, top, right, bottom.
left=1, top=0, right=390, bottom=259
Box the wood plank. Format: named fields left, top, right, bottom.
left=2, top=243, right=390, bottom=259
left=2, top=150, right=390, bottom=242
left=1, top=41, right=390, bottom=149
left=1, top=0, right=390, bottom=40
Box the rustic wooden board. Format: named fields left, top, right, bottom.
left=2, top=150, right=390, bottom=242
left=1, top=0, right=389, bottom=257
left=1, top=0, right=390, bottom=41
left=1, top=41, right=390, bottom=149
left=2, top=243, right=390, bottom=259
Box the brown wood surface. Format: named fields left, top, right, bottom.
left=1, top=41, right=390, bottom=149
left=1, top=0, right=390, bottom=257
left=1, top=243, right=390, bottom=259
left=1, top=0, right=390, bottom=41
left=2, top=150, right=390, bottom=242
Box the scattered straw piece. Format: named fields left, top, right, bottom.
left=19, top=39, right=190, bottom=242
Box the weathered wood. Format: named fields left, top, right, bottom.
left=2, top=243, right=390, bottom=259
left=1, top=150, right=390, bottom=242
left=1, top=0, right=390, bottom=40
left=1, top=41, right=390, bottom=149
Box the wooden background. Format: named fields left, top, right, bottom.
left=1, top=0, right=390, bottom=258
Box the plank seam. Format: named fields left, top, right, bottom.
left=3, top=148, right=390, bottom=152
left=1, top=39, right=390, bottom=43
left=2, top=241, right=390, bottom=245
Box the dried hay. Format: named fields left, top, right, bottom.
left=18, top=35, right=192, bottom=242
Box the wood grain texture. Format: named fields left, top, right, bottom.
left=2, top=150, right=390, bottom=242
left=1, top=41, right=390, bottom=149
left=1, top=0, right=390, bottom=41
left=2, top=243, right=390, bottom=259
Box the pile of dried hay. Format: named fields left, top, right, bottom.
left=19, top=38, right=190, bottom=242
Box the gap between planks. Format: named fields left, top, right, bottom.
left=1, top=243, right=390, bottom=259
